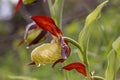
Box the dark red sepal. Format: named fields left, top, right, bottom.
left=63, top=62, right=87, bottom=76
left=14, top=0, right=23, bottom=14
left=52, top=59, right=65, bottom=68
left=28, top=61, right=35, bottom=65
left=17, top=39, right=24, bottom=46
left=31, top=16, right=62, bottom=38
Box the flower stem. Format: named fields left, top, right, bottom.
left=63, top=62, right=69, bottom=80
left=63, top=37, right=84, bottom=55
left=47, top=0, right=64, bottom=29
left=63, top=37, right=91, bottom=80
left=48, top=1, right=69, bottom=80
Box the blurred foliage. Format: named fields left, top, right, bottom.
left=0, top=0, right=120, bottom=80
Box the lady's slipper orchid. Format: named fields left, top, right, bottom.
left=21, top=15, right=87, bottom=76
left=24, top=16, right=71, bottom=67
left=31, top=16, right=70, bottom=59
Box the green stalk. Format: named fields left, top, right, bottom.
left=63, top=37, right=84, bottom=55
left=48, top=0, right=64, bottom=28
left=63, top=37, right=89, bottom=70
left=63, top=36, right=89, bottom=69
left=63, top=62, right=69, bottom=80
left=63, top=37, right=91, bottom=80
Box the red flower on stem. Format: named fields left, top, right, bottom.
left=22, top=15, right=87, bottom=76
left=22, top=16, right=70, bottom=66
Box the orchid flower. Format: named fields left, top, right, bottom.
left=20, top=15, right=87, bottom=76
left=23, top=16, right=71, bottom=67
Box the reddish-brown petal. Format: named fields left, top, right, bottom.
left=14, top=0, right=22, bottom=14
left=63, top=62, right=87, bottom=76
left=31, top=16, right=62, bottom=38
left=28, top=61, right=35, bottom=65
left=17, top=39, right=24, bottom=46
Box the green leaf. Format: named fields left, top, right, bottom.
left=48, top=0, right=64, bottom=27
left=105, top=49, right=120, bottom=80
left=112, top=37, right=120, bottom=56
left=105, top=37, right=120, bottom=80
left=78, top=0, right=108, bottom=63
left=85, top=0, right=108, bottom=27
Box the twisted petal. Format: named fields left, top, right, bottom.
left=31, top=16, right=62, bottom=38
left=52, top=37, right=71, bottom=67
left=24, top=22, right=36, bottom=40
left=63, top=62, right=87, bottom=76
left=59, top=37, right=71, bottom=59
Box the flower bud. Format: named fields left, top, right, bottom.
left=23, top=0, right=37, bottom=4
left=26, top=29, right=46, bottom=43
left=31, top=43, right=61, bottom=66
